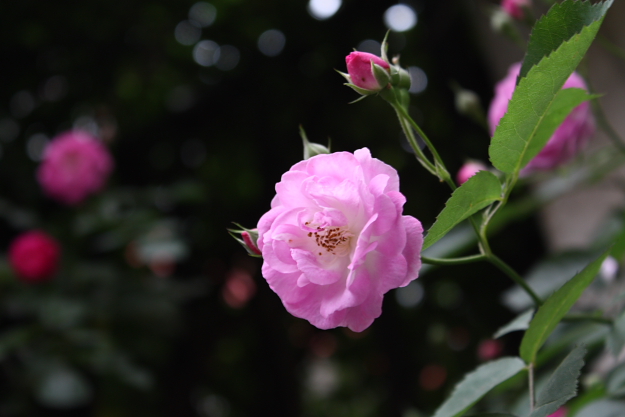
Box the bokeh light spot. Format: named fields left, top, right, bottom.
left=408, top=66, right=428, bottom=94
left=193, top=40, right=220, bottom=67
left=180, top=139, right=207, bottom=168
left=11, top=90, right=36, bottom=119
left=189, top=2, right=216, bottom=27
left=258, top=29, right=286, bottom=57
left=41, top=76, right=68, bottom=102
left=356, top=39, right=381, bottom=55
left=419, top=364, right=447, bottom=391
left=395, top=280, right=424, bottom=308
left=384, top=4, right=417, bottom=32
left=307, top=0, right=342, bottom=20
left=166, top=85, right=196, bottom=113
left=215, top=45, right=240, bottom=71
left=0, top=118, right=20, bottom=142
left=174, top=20, right=202, bottom=46
left=27, top=133, right=49, bottom=162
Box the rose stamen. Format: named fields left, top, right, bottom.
left=308, top=226, right=352, bottom=256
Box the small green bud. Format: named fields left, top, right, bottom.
left=300, top=126, right=330, bottom=160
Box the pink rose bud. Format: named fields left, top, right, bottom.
left=37, top=130, right=114, bottom=205
left=457, top=161, right=488, bottom=185
left=488, top=63, right=595, bottom=175
left=345, top=52, right=391, bottom=92
left=501, top=0, right=532, bottom=20
left=257, top=148, right=423, bottom=332
left=229, top=225, right=262, bottom=257
left=242, top=231, right=262, bottom=256
left=9, top=230, right=61, bottom=282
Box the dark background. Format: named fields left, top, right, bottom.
left=0, top=1, right=546, bottom=416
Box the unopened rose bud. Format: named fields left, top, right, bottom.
left=457, top=161, right=488, bottom=185
left=344, top=51, right=391, bottom=93
left=242, top=231, right=261, bottom=255
left=229, top=224, right=262, bottom=257
left=501, top=0, right=532, bottom=21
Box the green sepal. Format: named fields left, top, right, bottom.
left=335, top=69, right=352, bottom=84
left=380, top=30, right=390, bottom=63
left=344, top=83, right=376, bottom=96
left=300, top=125, right=330, bottom=160
left=372, top=62, right=391, bottom=89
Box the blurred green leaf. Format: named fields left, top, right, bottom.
left=489, top=0, right=612, bottom=174
left=575, top=399, right=625, bottom=417
left=607, top=362, right=625, bottom=397
left=501, top=252, right=597, bottom=312
left=35, top=364, right=93, bottom=409
left=530, top=344, right=586, bottom=417
left=607, top=309, right=625, bottom=357
left=520, top=251, right=608, bottom=364
left=432, top=357, right=526, bottom=417
left=494, top=309, right=534, bottom=339
left=423, top=171, right=502, bottom=250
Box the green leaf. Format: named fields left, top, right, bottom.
left=423, top=171, right=502, bottom=250
left=489, top=0, right=612, bottom=174
left=494, top=309, right=534, bottom=339
left=530, top=345, right=586, bottom=417
left=519, top=251, right=609, bottom=364
left=520, top=0, right=614, bottom=80
left=522, top=88, right=597, bottom=170
left=432, top=357, right=526, bottom=417
left=606, top=362, right=625, bottom=397
left=607, top=309, right=625, bottom=357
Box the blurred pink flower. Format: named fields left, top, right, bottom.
left=9, top=230, right=60, bottom=282
left=457, top=161, right=488, bottom=185
left=37, top=130, right=114, bottom=205
left=502, top=0, right=532, bottom=20
left=345, top=52, right=390, bottom=91
left=477, top=339, right=504, bottom=361
left=488, top=63, right=595, bottom=174
left=547, top=407, right=567, bottom=417
left=222, top=268, right=257, bottom=309
left=257, top=148, right=423, bottom=332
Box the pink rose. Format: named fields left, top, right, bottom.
left=37, top=130, right=114, bottom=205
left=9, top=230, right=60, bottom=282
left=345, top=52, right=390, bottom=91
left=457, top=161, right=488, bottom=185
left=488, top=63, right=595, bottom=174
left=257, top=148, right=423, bottom=331
left=501, top=0, right=532, bottom=20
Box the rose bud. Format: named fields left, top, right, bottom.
left=9, top=230, right=61, bottom=283
left=501, top=0, right=532, bottom=21
left=488, top=63, right=595, bottom=175
left=342, top=51, right=391, bottom=94
left=457, top=161, right=488, bottom=185
left=37, top=130, right=114, bottom=206
left=229, top=225, right=262, bottom=257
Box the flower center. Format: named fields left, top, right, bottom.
left=305, top=223, right=353, bottom=257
